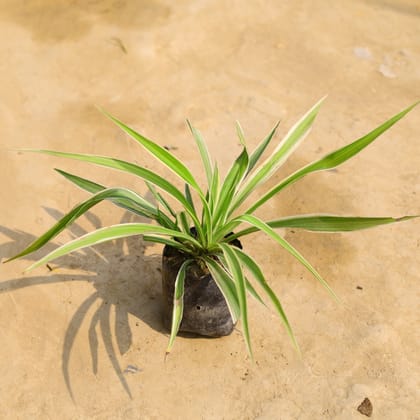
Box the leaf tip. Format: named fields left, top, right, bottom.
left=94, top=104, right=105, bottom=113
left=313, top=94, right=328, bottom=110
left=295, top=345, right=303, bottom=360
left=410, top=99, right=420, bottom=109
left=3, top=253, right=22, bottom=264
left=23, top=262, right=37, bottom=273
left=333, top=291, right=342, bottom=304
left=54, top=168, right=66, bottom=176
left=96, top=105, right=117, bottom=123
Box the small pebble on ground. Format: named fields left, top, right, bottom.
left=357, top=397, right=373, bottom=417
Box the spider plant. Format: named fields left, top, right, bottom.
left=6, top=98, right=418, bottom=357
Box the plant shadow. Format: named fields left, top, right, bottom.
left=0, top=208, right=166, bottom=401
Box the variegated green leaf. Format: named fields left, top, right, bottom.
left=233, top=97, right=326, bottom=212
left=166, top=260, right=192, bottom=354
left=55, top=169, right=176, bottom=229
left=228, top=214, right=420, bottom=240
left=247, top=101, right=419, bottom=213
left=233, top=247, right=299, bottom=353
left=219, top=243, right=252, bottom=358
left=6, top=187, right=167, bottom=262
left=203, top=256, right=240, bottom=323
left=24, top=223, right=201, bottom=271
left=99, top=109, right=204, bottom=195
left=233, top=214, right=339, bottom=301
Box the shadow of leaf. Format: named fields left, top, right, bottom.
left=116, top=304, right=132, bottom=355
left=0, top=208, right=165, bottom=400
left=62, top=292, right=100, bottom=401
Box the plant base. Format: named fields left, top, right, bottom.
left=161, top=245, right=235, bottom=337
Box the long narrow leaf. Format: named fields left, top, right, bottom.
left=233, top=247, right=299, bottom=352
left=55, top=169, right=176, bottom=228
left=218, top=254, right=266, bottom=307
left=208, top=163, right=220, bottom=213
left=184, top=184, right=196, bottom=214
left=22, top=150, right=204, bottom=238
left=166, top=260, right=192, bottom=354
left=5, top=187, right=164, bottom=262
left=227, top=214, right=419, bottom=240
left=233, top=97, right=325, bottom=212
left=219, top=243, right=252, bottom=358
left=55, top=168, right=105, bottom=194
left=234, top=214, right=339, bottom=301
left=247, top=101, right=419, bottom=214
left=203, top=256, right=240, bottom=323
left=100, top=109, right=204, bottom=195
left=213, top=147, right=249, bottom=227
left=247, top=121, right=280, bottom=175
left=142, top=235, right=188, bottom=250
left=25, top=150, right=191, bottom=211
left=177, top=211, right=190, bottom=235
left=56, top=168, right=149, bottom=217
left=235, top=121, right=246, bottom=147
left=145, top=181, right=177, bottom=218
left=24, top=223, right=202, bottom=271
left=105, top=113, right=213, bottom=237
left=187, top=120, right=213, bottom=185
left=245, top=277, right=266, bottom=307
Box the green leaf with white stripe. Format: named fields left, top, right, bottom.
left=188, top=120, right=213, bottom=185
left=218, top=254, right=266, bottom=307
left=247, top=101, right=419, bottom=214
left=24, top=223, right=201, bottom=271
left=6, top=187, right=169, bottom=263
left=233, top=97, right=325, bottom=212
left=233, top=214, right=339, bottom=302
left=25, top=150, right=192, bottom=212
left=213, top=147, right=249, bottom=228
left=229, top=214, right=420, bottom=240
left=235, top=121, right=246, bottom=147
left=166, top=260, right=192, bottom=354
left=219, top=243, right=252, bottom=358
left=142, top=235, right=189, bottom=250
left=233, top=247, right=299, bottom=353
left=203, top=256, right=240, bottom=323
left=100, top=108, right=204, bottom=196
left=23, top=149, right=205, bottom=241
left=208, top=163, right=220, bottom=213
left=247, top=121, right=280, bottom=175
left=55, top=169, right=176, bottom=229
left=145, top=181, right=177, bottom=218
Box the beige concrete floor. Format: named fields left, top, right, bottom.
left=0, top=1, right=419, bottom=418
